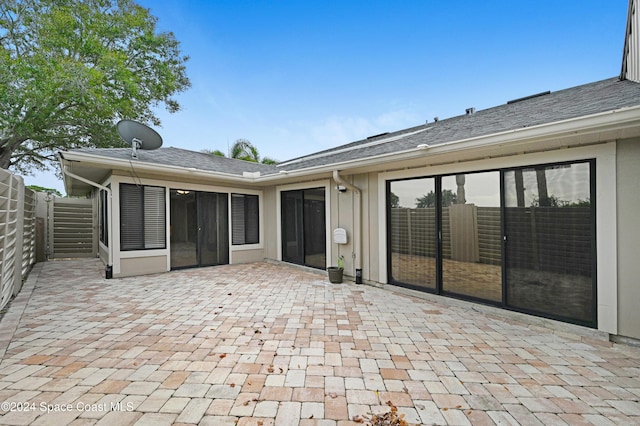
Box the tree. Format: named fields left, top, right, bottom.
left=205, top=139, right=277, bottom=164
left=0, top=0, right=190, bottom=173
left=416, top=189, right=457, bottom=208
left=27, top=185, right=62, bottom=197
left=201, top=149, right=226, bottom=157
left=389, top=191, right=399, bottom=208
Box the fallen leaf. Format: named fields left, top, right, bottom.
left=219, top=354, right=226, bottom=358
left=329, top=392, right=337, bottom=398
left=229, top=383, right=235, bottom=387
left=443, top=407, right=449, bottom=411
left=353, top=415, right=364, bottom=423
left=279, top=367, right=283, bottom=373
left=242, top=400, right=249, bottom=406
left=309, top=415, right=314, bottom=419
left=455, top=405, right=462, bottom=409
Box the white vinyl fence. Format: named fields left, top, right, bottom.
left=0, top=168, right=36, bottom=311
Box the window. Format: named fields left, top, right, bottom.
left=231, top=193, right=259, bottom=245
left=120, top=183, right=166, bottom=251
left=99, top=188, right=109, bottom=246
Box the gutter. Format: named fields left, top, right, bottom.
left=258, top=105, right=640, bottom=181
left=332, top=170, right=363, bottom=284
left=60, top=105, right=640, bottom=188
left=59, top=154, right=114, bottom=279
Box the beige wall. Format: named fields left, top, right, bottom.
left=263, top=187, right=278, bottom=260
left=617, top=138, right=640, bottom=340
left=117, top=255, right=167, bottom=278
left=98, top=244, right=108, bottom=265
left=231, top=249, right=265, bottom=264
left=375, top=143, right=618, bottom=334
left=333, top=180, right=355, bottom=274
left=365, top=172, right=380, bottom=283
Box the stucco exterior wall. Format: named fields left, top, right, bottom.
left=98, top=244, right=108, bottom=265
left=616, top=138, right=640, bottom=340
left=231, top=248, right=265, bottom=264
left=117, top=255, right=167, bottom=278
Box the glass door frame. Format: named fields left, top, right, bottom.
left=280, top=187, right=327, bottom=270
left=169, top=189, right=229, bottom=270
left=385, top=160, right=597, bottom=328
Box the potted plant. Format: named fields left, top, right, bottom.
left=327, top=255, right=344, bottom=283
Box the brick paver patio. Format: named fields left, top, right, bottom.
left=0, top=259, right=639, bottom=425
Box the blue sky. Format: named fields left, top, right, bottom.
left=26, top=0, right=628, bottom=194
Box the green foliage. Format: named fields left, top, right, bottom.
left=205, top=139, right=278, bottom=164
left=201, top=149, right=226, bottom=157
left=260, top=156, right=277, bottom=165
left=415, top=189, right=457, bottom=208
left=337, top=255, right=344, bottom=269
left=389, top=191, right=399, bottom=208
left=26, top=185, right=62, bottom=197
left=531, top=195, right=590, bottom=207
left=0, top=0, right=191, bottom=173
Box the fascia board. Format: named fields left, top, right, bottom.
left=257, top=105, right=640, bottom=180
left=61, top=105, right=640, bottom=186
left=60, top=151, right=254, bottom=184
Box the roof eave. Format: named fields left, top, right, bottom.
left=61, top=105, right=640, bottom=191
left=257, top=105, right=640, bottom=179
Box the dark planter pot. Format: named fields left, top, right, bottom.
left=327, top=267, right=343, bottom=283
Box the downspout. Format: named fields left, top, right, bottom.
left=60, top=163, right=114, bottom=279
left=332, top=170, right=363, bottom=283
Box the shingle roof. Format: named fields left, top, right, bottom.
left=278, top=77, right=640, bottom=171
left=69, top=77, right=640, bottom=176
left=71, top=146, right=280, bottom=176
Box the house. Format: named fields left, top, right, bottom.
left=60, top=1, right=640, bottom=342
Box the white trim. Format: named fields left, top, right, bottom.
left=109, top=174, right=266, bottom=275
left=61, top=105, right=640, bottom=187
left=277, top=128, right=430, bottom=167
left=276, top=179, right=332, bottom=267
left=377, top=143, right=617, bottom=333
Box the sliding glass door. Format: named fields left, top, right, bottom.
left=441, top=172, right=502, bottom=302
left=388, top=178, right=437, bottom=291
left=170, top=190, right=229, bottom=269
left=281, top=188, right=326, bottom=269
left=386, top=160, right=596, bottom=327
left=503, top=162, right=595, bottom=324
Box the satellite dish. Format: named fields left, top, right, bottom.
left=116, top=119, right=163, bottom=159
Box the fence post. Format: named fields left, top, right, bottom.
left=12, top=177, right=25, bottom=296
left=47, top=195, right=55, bottom=259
